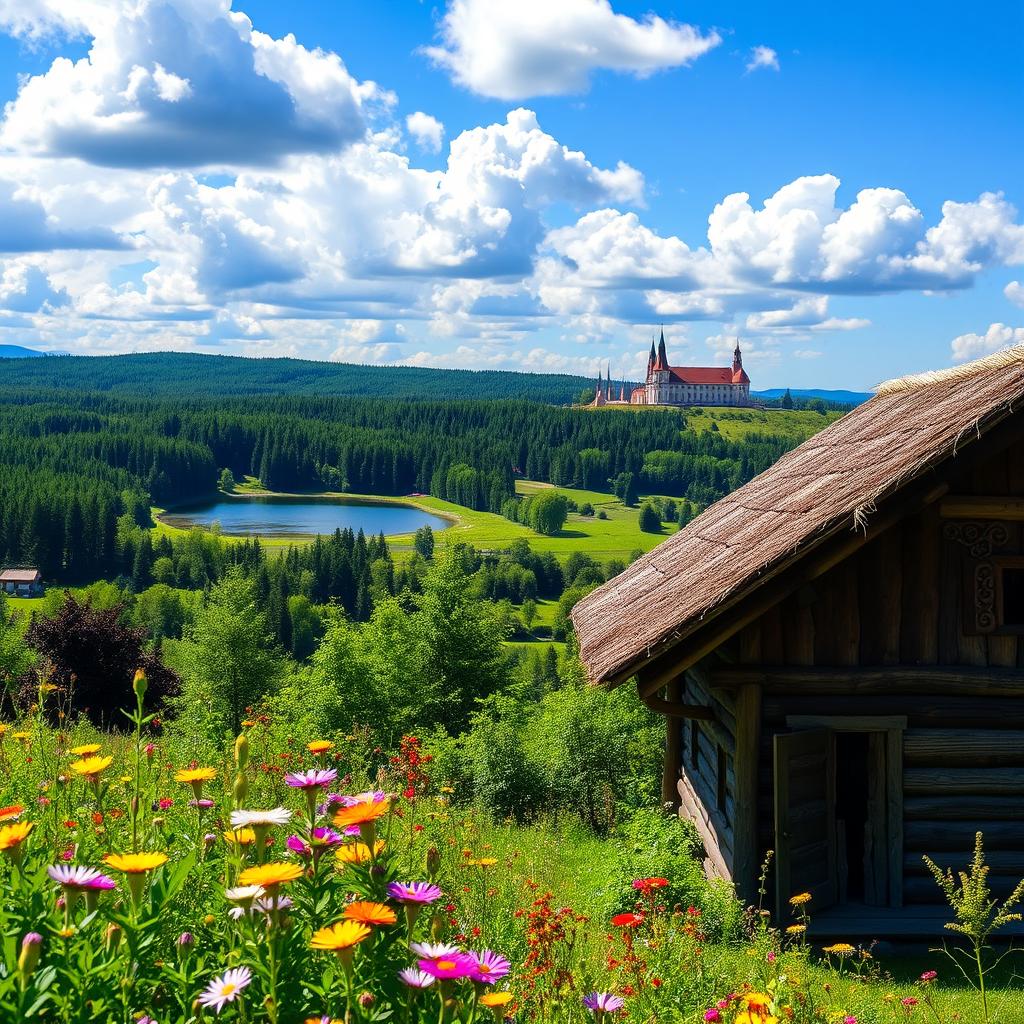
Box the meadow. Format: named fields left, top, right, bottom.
left=0, top=689, right=1019, bottom=1024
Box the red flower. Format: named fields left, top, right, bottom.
left=632, top=877, right=670, bottom=893
left=611, top=912, right=644, bottom=928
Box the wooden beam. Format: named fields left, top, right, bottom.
left=637, top=679, right=714, bottom=720
left=661, top=679, right=683, bottom=805
left=712, top=666, right=1024, bottom=698
left=632, top=479, right=950, bottom=697
left=940, top=496, right=1024, bottom=520
left=732, top=683, right=761, bottom=905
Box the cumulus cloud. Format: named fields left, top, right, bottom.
left=746, top=46, right=779, bottom=72
left=951, top=322, right=1024, bottom=363
left=0, top=0, right=382, bottom=168
left=406, top=112, right=444, bottom=153
left=0, top=261, right=69, bottom=311
left=0, top=180, right=126, bottom=252
left=1007, top=281, right=1024, bottom=307
left=423, top=0, right=719, bottom=100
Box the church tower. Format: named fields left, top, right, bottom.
left=732, top=342, right=743, bottom=375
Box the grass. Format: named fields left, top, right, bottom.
left=685, top=405, right=844, bottom=442
left=152, top=480, right=678, bottom=566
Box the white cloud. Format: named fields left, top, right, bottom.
left=746, top=46, right=779, bottom=72
left=951, top=322, right=1024, bottom=363
left=0, top=260, right=69, bottom=311
left=406, top=111, right=444, bottom=153
left=423, top=0, right=719, bottom=100
left=0, top=0, right=382, bottom=168
left=1007, top=281, right=1024, bottom=307
left=0, top=179, right=126, bottom=252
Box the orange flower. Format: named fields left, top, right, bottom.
left=307, top=740, right=334, bottom=755
left=480, top=992, right=513, bottom=1008
left=310, top=920, right=371, bottom=952
left=104, top=852, right=168, bottom=873
left=0, top=820, right=33, bottom=851
left=332, top=799, right=390, bottom=830
left=343, top=901, right=397, bottom=926
left=0, top=805, right=24, bottom=823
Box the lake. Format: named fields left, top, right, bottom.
left=159, top=495, right=451, bottom=538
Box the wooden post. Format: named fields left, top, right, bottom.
left=733, top=682, right=761, bottom=904
left=662, top=679, right=683, bottom=806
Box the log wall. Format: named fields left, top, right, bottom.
left=722, top=438, right=1024, bottom=907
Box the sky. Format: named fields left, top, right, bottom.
left=0, top=1, right=1021, bottom=390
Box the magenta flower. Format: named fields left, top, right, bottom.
left=417, top=953, right=477, bottom=980
left=286, top=835, right=311, bottom=857
left=704, top=1012, right=722, bottom=1023
left=284, top=768, right=338, bottom=790
left=469, top=949, right=510, bottom=984
left=190, top=799, right=215, bottom=809
left=47, top=865, right=116, bottom=890
left=583, top=992, right=625, bottom=1013
left=311, top=826, right=343, bottom=846
left=387, top=881, right=443, bottom=904
left=398, top=967, right=436, bottom=988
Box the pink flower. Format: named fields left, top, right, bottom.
left=919, top=970, right=937, bottom=983
left=583, top=993, right=624, bottom=1013
left=47, top=865, right=116, bottom=890
left=704, top=1012, right=722, bottom=1023
left=158, top=798, right=173, bottom=810
left=198, top=966, right=252, bottom=1012
left=284, top=769, right=338, bottom=790
left=286, top=835, right=311, bottom=857
left=417, top=953, right=477, bottom=980
left=387, top=881, right=443, bottom=904
left=469, top=950, right=510, bottom=984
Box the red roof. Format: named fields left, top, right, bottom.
left=666, top=366, right=749, bottom=385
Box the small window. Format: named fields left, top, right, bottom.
left=689, top=720, right=699, bottom=769
left=1002, top=567, right=1024, bottom=626
left=716, top=745, right=728, bottom=819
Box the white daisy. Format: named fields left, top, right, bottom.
left=224, top=884, right=265, bottom=903
left=198, top=966, right=252, bottom=1013
left=229, top=807, right=292, bottom=829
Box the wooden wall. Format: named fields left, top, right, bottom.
left=683, top=436, right=1024, bottom=907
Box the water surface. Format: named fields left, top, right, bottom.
left=160, top=495, right=449, bottom=538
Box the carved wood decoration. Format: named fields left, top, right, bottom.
left=943, top=521, right=1011, bottom=634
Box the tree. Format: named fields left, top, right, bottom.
left=781, top=388, right=794, bottom=410
left=577, top=387, right=595, bottom=405
left=638, top=502, right=661, bottom=533
left=612, top=471, right=637, bottom=507
left=219, top=468, right=236, bottom=492
left=521, top=598, right=537, bottom=632
left=176, top=567, right=283, bottom=734
left=528, top=491, right=568, bottom=536
left=24, top=594, right=177, bottom=726
left=414, top=524, right=435, bottom=560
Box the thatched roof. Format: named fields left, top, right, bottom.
left=573, top=345, right=1024, bottom=684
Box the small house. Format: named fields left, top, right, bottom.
left=573, top=349, right=1024, bottom=938
left=0, top=568, right=43, bottom=597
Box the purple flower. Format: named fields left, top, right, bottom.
left=469, top=949, right=510, bottom=984
left=311, top=827, right=343, bottom=846
left=398, top=967, right=436, bottom=988
left=190, top=799, right=215, bottom=809
left=284, top=768, right=338, bottom=790
left=47, top=865, right=116, bottom=890
left=286, top=835, right=311, bottom=857
left=388, top=881, right=443, bottom=905
left=418, top=953, right=477, bottom=980
left=583, top=992, right=625, bottom=1013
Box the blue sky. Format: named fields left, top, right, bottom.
left=0, top=1, right=1021, bottom=389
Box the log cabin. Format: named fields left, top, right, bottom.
left=572, top=348, right=1024, bottom=939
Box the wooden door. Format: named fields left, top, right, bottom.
left=774, top=729, right=837, bottom=919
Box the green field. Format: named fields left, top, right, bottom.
left=685, top=404, right=843, bottom=440
left=153, top=479, right=679, bottom=566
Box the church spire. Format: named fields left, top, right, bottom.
left=654, top=326, right=668, bottom=371
left=732, top=341, right=743, bottom=373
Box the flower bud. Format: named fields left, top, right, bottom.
left=233, top=772, right=248, bottom=808
left=132, top=669, right=148, bottom=702
left=144, top=742, right=156, bottom=761
left=104, top=923, right=122, bottom=954
left=426, top=844, right=441, bottom=879
left=234, top=733, right=249, bottom=770
left=358, top=993, right=375, bottom=1008
left=17, top=932, right=42, bottom=987
left=204, top=833, right=216, bottom=850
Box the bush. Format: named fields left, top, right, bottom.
left=528, top=490, right=569, bottom=536
left=638, top=502, right=661, bottom=532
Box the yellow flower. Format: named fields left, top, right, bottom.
left=238, top=862, right=303, bottom=891
left=0, top=804, right=24, bottom=823
left=104, top=852, right=168, bottom=873
left=335, top=841, right=385, bottom=865
left=736, top=1014, right=778, bottom=1024
left=69, top=743, right=102, bottom=756
left=789, top=892, right=812, bottom=906
left=343, top=901, right=397, bottom=926
left=13, top=731, right=30, bottom=744
left=786, top=924, right=807, bottom=935
left=223, top=828, right=256, bottom=846
left=310, top=920, right=372, bottom=952
left=480, top=992, right=513, bottom=1008
left=0, top=820, right=34, bottom=851
left=174, top=767, right=217, bottom=784
left=467, top=857, right=498, bottom=868
left=70, top=755, right=113, bottom=781
left=307, top=740, right=334, bottom=755
left=823, top=943, right=856, bottom=955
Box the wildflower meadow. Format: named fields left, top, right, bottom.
left=0, top=670, right=1022, bottom=1024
